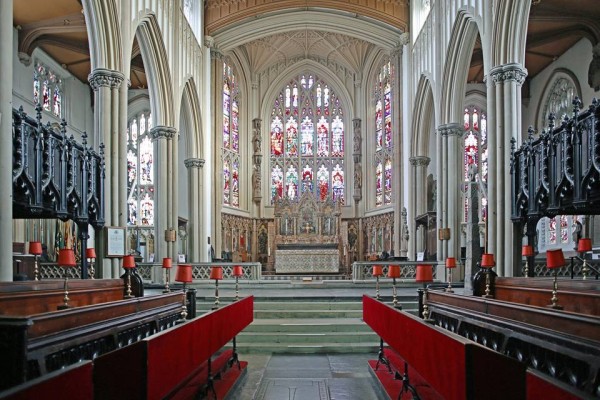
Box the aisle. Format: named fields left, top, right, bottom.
left=228, top=353, right=386, bottom=400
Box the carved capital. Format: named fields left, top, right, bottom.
left=88, top=68, right=125, bottom=90
left=489, top=63, right=528, bottom=86
left=204, top=35, right=215, bottom=48
left=410, top=156, right=431, bottom=167
left=150, top=125, right=177, bottom=141
left=437, top=123, right=462, bottom=137
left=184, top=158, right=205, bottom=169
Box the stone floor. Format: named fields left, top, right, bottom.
left=227, top=353, right=386, bottom=400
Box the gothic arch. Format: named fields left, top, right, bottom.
left=82, top=0, right=123, bottom=71
left=535, top=68, right=582, bottom=131
left=411, top=75, right=436, bottom=157
left=440, top=10, right=481, bottom=124
left=180, top=78, right=203, bottom=159
left=213, top=11, right=402, bottom=53
left=132, top=15, right=175, bottom=128
left=261, top=60, right=354, bottom=130
left=491, top=0, right=531, bottom=67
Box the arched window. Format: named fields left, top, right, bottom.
left=222, top=62, right=240, bottom=208
left=463, top=106, right=488, bottom=222
left=374, top=61, right=393, bottom=207
left=541, top=75, right=577, bottom=125
left=33, top=61, right=62, bottom=117
left=127, top=111, right=155, bottom=252
left=270, top=74, right=345, bottom=204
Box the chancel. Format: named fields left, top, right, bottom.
left=1, top=0, right=599, bottom=399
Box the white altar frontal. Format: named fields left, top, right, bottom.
left=275, top=246, right=339, bottom=274
left=273, top=193, right=342, bottom=274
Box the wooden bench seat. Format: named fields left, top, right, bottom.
left=0, top=292, right=184, bottom=390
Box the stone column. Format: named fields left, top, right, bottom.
left=88, top=68, right=125, bottom=278
left=0, top=0, right=13, bottom=281
left=488, top=63, right=527, bottom=276
left=150, top=126, right=177, bottom=264
left=252, top=118, right=262, bottom=205
left=445, top=124, right=462, bottom=261
left=210, top=45, right=224, bottom=257
left=410, top=156, right=431, bottom=256
left=184, top=158, right=204, bottom=262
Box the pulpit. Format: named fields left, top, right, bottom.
left=273, top=193, right=341, bottom=273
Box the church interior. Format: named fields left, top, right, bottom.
left=1, top=0, right=600, bottom=398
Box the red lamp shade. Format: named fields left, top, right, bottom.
left=232, top=265, right=244, bottom=277
left=122, top=255, right=136, bottom=269
left=578, top=238, right=592, bottom=253
left=546, top=249, right=566, bottom=269
left=57, top=248, right=77, bottom=267
left=481, top=253, right=496, bottom=268
left=445, top=257, right=457, bottom=268
left=372, top=265, right=383, bottom=277
left=521, top=245, right=534, bottom=257
left=387, top=265, right=401, bottom=278
left=85, top=248, right=97, bottom=259
left=210, top=266, right=223, bottom=280
left=28, top=241, right=43, bottom=256
left=415, top=265, right=433, bottom=282
left=162, top=257, right=172, bottom=269
left=175, top=264, right=193, bottom=283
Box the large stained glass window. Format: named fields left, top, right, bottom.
left=374, top=62, right=393, bottom=207
left=127, top=112, right=155, bottom=229
left=463, top=106, right=488, bottom=222
left=33, top=61, right=62, bottom=117
left=222, top=62, right=240, bottom=208
left=270, top=74, right=345, bottom=204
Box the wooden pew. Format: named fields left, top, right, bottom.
left=0, top=279, right=125, bottom=315
left=493, top=277, right=600, bottom=316
left=94, top=296, right=254, bottom=400
left=363, top=295, right=526, bottom=400
left=427, top=290, right=600, bottom=398
left=0, top=292, right=184, bottom=390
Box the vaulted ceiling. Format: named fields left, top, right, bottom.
left=12, top=0, right=600, bottom=89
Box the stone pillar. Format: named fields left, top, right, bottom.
left=488, top=63, right=527, bottom=276
left=210, top=45, right=223, bottom=257
left=150, top=126, right=177, bottom=264
left=410, top=156, right=431, bottom=257
left=88, top=68, right=125, bottom=278
left=185, top=158, right=204, bottom=262
left=445, top=124, right=462, bottom=261
left=0, top=0, right=13, bottom=281
left=252, top=118, right=262, bottom=205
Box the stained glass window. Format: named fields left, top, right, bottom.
left=127, top=112, right=154, bottom=228
left=33, top=61, right=62, bottom=117
left=222, top=62, right=241, bottom=207
left=463, top=106, right=488, bottom=222
left=270, top=73, right=345, bottom=204
left=374, top=62, right=394, bottom=207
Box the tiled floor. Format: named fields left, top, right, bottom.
left=227, top=353, right=386, bottom=400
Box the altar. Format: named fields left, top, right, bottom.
left=273, top=193, right=342, bottom=274
left=275, top=244, right=339, bottom=274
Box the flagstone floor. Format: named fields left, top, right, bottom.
left=227, top=353, right=386, bottom=400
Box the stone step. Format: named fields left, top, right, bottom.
left=242, top=318, right=374, bottom=333
left=228, top=342, right=379, bottom=354
left=236, top=331, right=378, bottom=344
